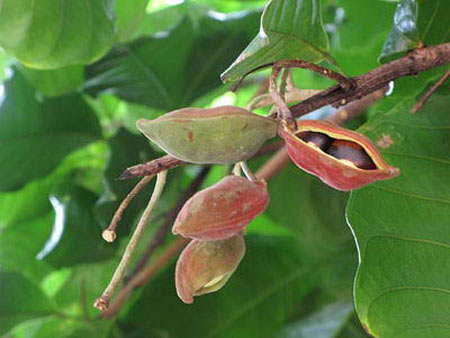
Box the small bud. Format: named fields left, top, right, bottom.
left=280, top=120, right=400, bottom=191
left=102, top=229, right=116, bottom=243
left=175, top=235, right=245, bottom=304
left=172, top=175, right=269, bottom=241
left=136, top=106, right=278, bottom=164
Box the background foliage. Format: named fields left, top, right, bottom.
left=0, top=0, right=448, bottom=337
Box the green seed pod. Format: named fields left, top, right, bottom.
left=137, top=106, right=278, bottom=164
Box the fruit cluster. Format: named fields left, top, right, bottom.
left=137, top=105, right=399, bottom=302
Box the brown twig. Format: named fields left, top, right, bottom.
left=102, top=175, right=154, bottom=242
left=290, top=43, right=450, bottom=118
left=326, top=87, right=388, bottom=125
left=120, top=141, right=284, bottom=180
left=125, top=166, right=211, bottom=282
left=101, top=237, right=190, bottom=318
left=94, top=171, right=168, bottom=311
left=256, top=147, right=290, bottom=181
left=269, top=65, right=296, bottom=127
left=273, top=60, right=354, bottom=89
left=120, top=155, right=183, bottom=180
left=410, top=70, right=450, bottom=113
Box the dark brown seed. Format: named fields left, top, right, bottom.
left=298, top=131, right=333, bottom=150
left=327, top=140, right=377, bottom=170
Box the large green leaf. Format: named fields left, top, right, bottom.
left=122, top=235, right=319, bottom=338
left=0, top=0, right=115, bottom=69
left=116, top=0, right=149, bottom=42
left=347, top=94, right=450, bottom=337
left=85, top=9, right=260, bottom=110
left=0, top=271, right=54, bottom=336
left=221, top=0, right=330, bottom=82
left=380, top=0, right=450, bottom=62
left=0, top=71, right=101, bottom=191
left=19, top=65, right=84, bottom=97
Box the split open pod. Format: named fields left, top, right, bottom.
left=280, top=120, right=400, bottom=191
left=137, top=106, right=278, bottom=164
left=175, top=235, right=245, bottom=304
left=173, top=175, right=269, bottom=241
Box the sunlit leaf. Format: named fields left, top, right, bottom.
left=380, top=0, right=450, bottom=62
left=0, top=0, right=115, bottom=69
left=221, top=0, right=330, bottom=82
left=116, top=0, right=150, bottom=42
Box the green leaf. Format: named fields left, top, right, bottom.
left=116, top=0, right=149, bottom=42
left=279, top=301, right=354, bottom=338
left=0, top=71, right=102, bottom=191
left=42, top=185, right=115, bottom=268
left=19, top=65, right=84, bottom=97
left=347, top=94, right=450, bottom=337
left=85, top=9, right=260, bottom=110
left=122, top=235, right=319, bottom=338
left=131, top=2, right=211, bottom=39
left=221, top=0, right=330, bottom=83
left=0, top=271, right=54, bottom=336
left=328, top=0, right=396, bottom=75
left=0, top=213, right=54, bottom=282
left=380, top=0, right=450, bottom=62
left=0, top=0, right=115, bottom=69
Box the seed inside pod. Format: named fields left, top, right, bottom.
left=327, top=139, right=377, bottom=170
left=297, top=131, right=333, bottom=150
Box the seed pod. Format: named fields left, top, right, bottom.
left=280, top=120, right=400, bottom=191
left=175, top=235, right=245, bottom=304
left=173, top=175, right=269, bottom=241
left=137, top=106, right=278, bottom=164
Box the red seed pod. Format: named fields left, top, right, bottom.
left=280, top=120, right=400, bottom=191
left=172, top=175, right=269, bottom=241
left=175, top=235, right=246, bottom=304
